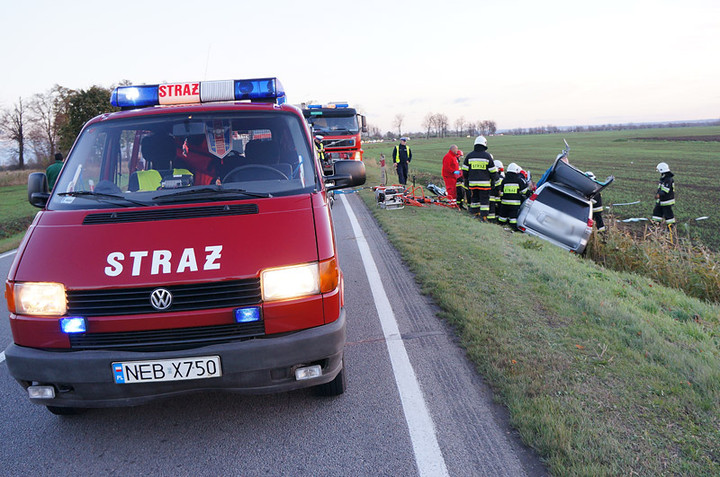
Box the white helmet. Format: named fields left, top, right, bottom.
left=507, top=162, right=521, bottom=174
left=494, top=160, right=504, bottom=172
left=585, top=171, right=596, bottom=180
left=656, top=162, right=670, bottom=174
left=474, top=135, right=487, bottom=146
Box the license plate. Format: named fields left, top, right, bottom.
left=112, top=356, right=222, bottom=384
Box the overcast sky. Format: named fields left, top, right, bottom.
left=0, top=0, right=718, bottom=134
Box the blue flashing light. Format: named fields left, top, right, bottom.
left=60, top=317, right=87, bottom=334
left=234, top=78, right=286, bottom=104
left=111, top=85, right=159, bottom=108
left=307, top=104, right=322, bottom=109
left=331, top=102, right=349, bottom=108
left=235, top=306, right=261, bottom=323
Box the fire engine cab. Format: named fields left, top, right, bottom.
left=4, top=77, right=365, bottom=414
left=302, top=103, right=366, bottom=174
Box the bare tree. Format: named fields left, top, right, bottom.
left=392, top=114, right=405, bottom=137
left=454, top=117, right=465, bottom=137
left=466, top=121, right=476, bottom=136
left=1, top=97, right=29, bottom=169
left=435, top=113, right=449, bottom=138
left=487, top=120, right=497, bottom=135
left=28, top=85, right=71, bottom=164
left=366, top=123, right=382, bottom=138
left=422, top=112, right=434, bottom=139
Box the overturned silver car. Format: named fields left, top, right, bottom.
left=517, top=142, right=613, bottom=253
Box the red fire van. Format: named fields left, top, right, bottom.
left=3, top=78, right=365, bottom=414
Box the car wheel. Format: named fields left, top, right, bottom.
left=315, top=361, right=346, bottom=397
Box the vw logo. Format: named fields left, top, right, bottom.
left=150, top=288, right=173, bottom=310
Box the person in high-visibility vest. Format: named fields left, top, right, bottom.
left=392, top=137, right=412, bottom=185
left=497, top=162, right=529, bottom=229
left=461, top=135, right=499, bottom=220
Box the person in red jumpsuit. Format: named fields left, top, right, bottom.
left=441, top=145, right=463, bottom=207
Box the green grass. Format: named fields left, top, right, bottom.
left=357, top=158, right=720, bottom=476
left=0, top=184, right=38, bottom=248
left=0, top=171, right=45, bottom=253
left=365, top=127, right=720, bottom=250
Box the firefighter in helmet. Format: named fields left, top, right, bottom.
left=489, top=160, right=504, bottom=221
left=497, top=162, right=529, bottom=229
left=652, top=162, right=675, bottom=228
left=461, top=135, right=499, bottom=220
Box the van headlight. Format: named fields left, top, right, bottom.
left=12, top=282, right=67, bottom=316
left=261, top=259, right=339, bottom=302
left=262, top=263, right=320, bottom=301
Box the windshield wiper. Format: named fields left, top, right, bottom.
left=57, top=191, right=150, bottom=207
left=153, top=186, right=272, bottom=202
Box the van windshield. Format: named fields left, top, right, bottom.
left=49, top=111, right=318, bottom=209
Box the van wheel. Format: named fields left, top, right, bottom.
left=316, top=362, right=346, bottom=397
left=46, top=406, right=81, bottom=416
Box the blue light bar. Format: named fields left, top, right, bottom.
left=234, top=78, right=285, bottom=104
left=111, top=77, right=286, bottom=108
left=331, top=102, right=349, bottom=108
left=235, top=306, right=261, bottom=323
left=60, top=317, right=87, bottom=334
left=307, top=104, right=322, bottom=109
left=111, top=85, right=159, bottom=108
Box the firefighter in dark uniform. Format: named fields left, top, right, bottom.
left=497, top=162, right=529, bottom=229
left=392, top=137, right=412, bottom=185
left=586, top=171, right=606, bottom=232
left=488, top=160, right=504, bottom=221
left=461, top=135, right=499, bottom=220
left=652, top=162, right=675, bottom=228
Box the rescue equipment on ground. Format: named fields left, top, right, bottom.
left=374, top=185, right=405, bottom=209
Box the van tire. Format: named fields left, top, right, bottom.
left=316, top=361, right=346, bottom=397
left=46, top=406, right=81, bottom=416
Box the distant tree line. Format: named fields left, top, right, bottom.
left=505, top=119, right=720, bottom=136
left=0, top=84, right=121, bottom=169
left=367, top=113, right=497, bottom=140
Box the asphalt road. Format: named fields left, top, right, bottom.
left=0, top=194, right=546, bottom=476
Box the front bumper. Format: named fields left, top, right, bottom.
left=4, top=311, right=345, bottom=408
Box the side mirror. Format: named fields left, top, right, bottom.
left=28, top=172, right=50, bottom=208
left=326, top=160, right=366, bottom=191
left=360, top=115, right=367, bottom=134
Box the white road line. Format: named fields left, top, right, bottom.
left=340, top=194, right=449, bottom=477
left=0, top=351, right=5, bottom=364
left=0, top=250, right=18, bottom=260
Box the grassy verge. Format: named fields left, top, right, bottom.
left=357, top=160, right=720, bottom=476
left=0, top=179, right=39, bottom=254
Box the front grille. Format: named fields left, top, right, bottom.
left=67, top=279, right=261, bottom=317
left=324, top=138, right=355, bottom=149
left=83, top=204, right=258, bottom=225
left=69, top=322, right=265, bottom=350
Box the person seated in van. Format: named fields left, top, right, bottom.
left=130, top=134, right=193, bottom=191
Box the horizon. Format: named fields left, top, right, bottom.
left=1, top=0, right=718, bottom=141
